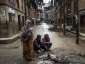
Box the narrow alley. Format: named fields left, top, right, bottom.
left=0, top=23, right=85, bottom=64
left=32, top=23, right=85, bottom=64
left=33, top=23, right=85, bottom=52
left=0, top=0, right=85, bottom=64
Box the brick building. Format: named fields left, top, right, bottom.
left=0, top=0, right=25, bottom=42
left=79, top=0, right=85, bottom=33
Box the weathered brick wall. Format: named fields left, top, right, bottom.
left=79, top=0, right=85, bottom=10
left=0, top=0, right=25, bottom=12
left=0, top=0, right=16, bottom=8
left=0, top=0, right=8, bottom=4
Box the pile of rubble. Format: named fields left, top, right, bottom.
left=37, top=50, right=85, bottom=64
left=37, top=53, right=70, bottom=64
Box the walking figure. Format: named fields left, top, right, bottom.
left=21, top=19, right=34, bottom=61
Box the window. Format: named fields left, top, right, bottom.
left=16, top=0, right=19, bottom=8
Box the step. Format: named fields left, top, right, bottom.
left=0, top=32, right=21, bottom=44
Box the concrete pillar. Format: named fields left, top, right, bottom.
left=73, top=0, right=79, bottom=44
left=62, top=0, right=66, bottom=35
left=59, top=4, right=62, bottom=32
left=59, top=0, right=65, bottom=33
left=53, top=0, right=54, bottom=7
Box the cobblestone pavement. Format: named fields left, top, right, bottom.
left=0, top=23, right=85, bottom=64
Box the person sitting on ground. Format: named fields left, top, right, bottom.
left=42, top=34, right=52, bottom=50
left=33, top=35, right=42, bottom=52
